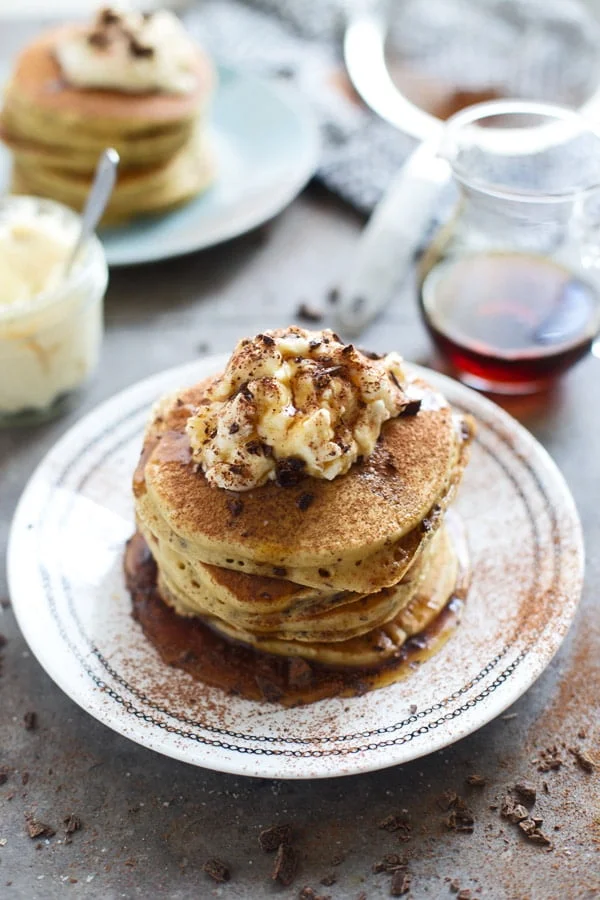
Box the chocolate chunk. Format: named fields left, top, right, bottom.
left=272, top=842, right=297, bottom=886
left=25, top=815, right=55, bottom=839
left=203, top=857, right=230, bottom=883
left=399, top=399, right=422, bottom=417
left=391, top=871, right=412, bottom=896
left=128, top=36, right=154, bottom=58
left=514, top=781, right=537, bottom=804
left=246, top=440, right=264, bottom=456
left=226, top=498, right=244, bottom=518
left=442, top=793, right=475, bottom=832
left=275, top=457, right=306, bottom=488
left=318, top=569, right=331, bottom=579
left=457, top=891, right=472, bottom=900
left=98, top=7, right=121, bottom=25
left=371, top=854, right=407, bottom=874
left=23, top=712, right=37, bottom=731
left=229, top=422, right=240, bottom=434
left=64, top=814, right=82, bottom=835
left=87, top=30, right=111, bottom=49
left=377, top=815, right=411, bottom=841
left=320, top=874, right=336, bottom=886
left=466, top=774, right=486, bottom=787
left=259, top=823, right=292, bottom=852
left=573, top=748, right=597, bottom=773
left=298, top=889, right=331, bottom=900
left=288, top=658, right=313, bottom=689
left=309, top=339, right=322, bottom=351
left=296, top=302, right=323, bottom=323
left=240, top=384, right=254, bottom=401
left=258, top=333, right=276, bottom=346
left=296, top=492, right=314, bottom=511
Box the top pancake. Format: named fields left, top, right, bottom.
left=4, top=25, right=213, bottom=126
left=137, top=371, right=468, bottom=574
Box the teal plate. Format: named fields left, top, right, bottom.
left=0, top=68, right=320, bottom=267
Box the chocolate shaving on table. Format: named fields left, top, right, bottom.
left=391, top=871, right=412, bottom=897
left=371, top=854, right=408, bottom=874
left=259, top=823, right=292, bottom=852
left=514, top=781, right=537, bottom=803
left=25, top=815, right=55, bottom=839
left=202, top=857, right=230, bottom=883
left=466, top=774, right=486, bottom=787
left=271, top=841, right=297, bottom=886
left=64, top=814, right=82, bottom=835
left=572, top=747, right=597, bottom=773
left=298, top=888, right=331, bottom=900
left=23, top=711, right=37, bottom=731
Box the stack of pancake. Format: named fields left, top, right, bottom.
left=0, top=9, right=214, bottom=223
left=130, top=349, right=474, bottom=700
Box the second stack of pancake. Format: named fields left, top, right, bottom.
left=0, top=7, right=215, bottom=223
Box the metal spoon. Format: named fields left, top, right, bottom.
left=66, top=147, right=119, bottom=272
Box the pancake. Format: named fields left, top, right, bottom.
left=134, top=372, right=473, bottom=592
left=143, top=522, right=449, bottom=641
left=2, top=24, right=213, bottom=126
left=193, top=521, right=461, bottom=667
left=0, top=17, right=216, bottom=222
left=11, top=129, right=215, bottom=224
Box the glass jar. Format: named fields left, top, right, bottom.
left=0, top=196, right=108, bottom=424
left=418, top=101, right=600, bottom=393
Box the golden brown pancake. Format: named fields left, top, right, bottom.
left=134, top=373, right=473, bottom=592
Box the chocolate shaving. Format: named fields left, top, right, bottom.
left=98, top=7, right=121, bottom=26
left=64, top=814, right=82, bottom=835
left=399, top=399, right=422, bottom=417
left=320, top=874, right=336, bottom=886
left=258, top=333, right=276, bottom=346
left=128, top=35, right=154, bottom=58
left=372, top=854, right=407, bottom=874
left=391, top=871, right=412, bottom=896
left=296, top=492, right=314, bottom=511
left=572, top=748, right=597, bottom=773
left=271, top=842, right=297, bottom=886
left=259, top=823, right=292, bottom=852
left=226, top=498, right=244, bottom=518
left=203, top=858, right=230, bottom=883
left=441, top=793, right=475, bottom=833
left=377, top=815, right=411, bottom=841
left=229, top=422, right=240, bottom=434
left=298, top=888, right=331, bottom=900
left=275, top=457, right=306, bottom=488
left=514, top=781, right=537, bottom=803
left=23, top=711, right=37, bottom=731
left=296, top=302, right=323, bottom=323
left=25, top=815, right=55, bottom=839
left=87, top=30, right=111, bottom=49
left=309, top=339, right=322, bottom=350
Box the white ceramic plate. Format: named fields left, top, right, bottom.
left=8, top=357, right=584, bottom=779
left=0, top=68, right=319, bottom=267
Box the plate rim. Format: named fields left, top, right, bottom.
left=7, top=357, right=585, bottom=779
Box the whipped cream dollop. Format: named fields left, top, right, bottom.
left=55, top=8, right=200, bottom=95
left=186, top=327, right=409, bottom=491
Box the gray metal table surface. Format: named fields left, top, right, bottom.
left=1, top=189, right=599, bottom=900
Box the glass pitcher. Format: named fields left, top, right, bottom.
left=417, top=100, right=600, bottom=393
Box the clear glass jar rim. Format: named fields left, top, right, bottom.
left=441, top=100, right=600, bottom=203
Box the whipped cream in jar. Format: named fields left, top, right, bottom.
left=0, top=196, right=108, bottom=424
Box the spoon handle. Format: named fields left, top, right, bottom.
left=67, top=147, right=119, bottom=270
